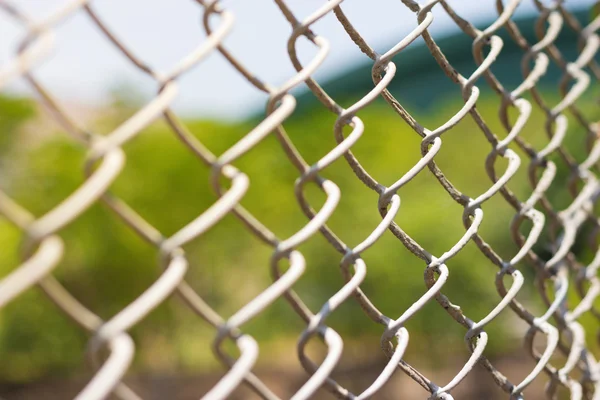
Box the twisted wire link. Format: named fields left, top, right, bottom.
left=1, top=0, right=600, bottom=399
left=479, top=1, right=600, bottom=397
left=5, top=1, right=302, bottom=399
left=321, top=0, right=599, bottom=398
left=273, top=2, right=485, bottom=398
left=439, top=2, right=581, bottom=397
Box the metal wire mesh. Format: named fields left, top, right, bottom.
left=1, top=0, right=600, bottom=399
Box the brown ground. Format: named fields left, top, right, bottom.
left=1, top=353, right=566, bottom=399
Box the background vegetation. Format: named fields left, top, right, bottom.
left=0, top=81, right=598, bottom=384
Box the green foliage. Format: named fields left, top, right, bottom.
left=0, top=88, right=598, bottom=382
left=0, top=95, right=35, bottom=154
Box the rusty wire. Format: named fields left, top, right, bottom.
left=0, top=0, right=600, bottom=399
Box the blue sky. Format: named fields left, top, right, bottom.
left=0, top=0, right=595, bottom=120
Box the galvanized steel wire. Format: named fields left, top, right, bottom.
left=1, top=0, right=600, bottom=398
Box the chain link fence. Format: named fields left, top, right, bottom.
left=1, top=0, right=600, bottom=399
